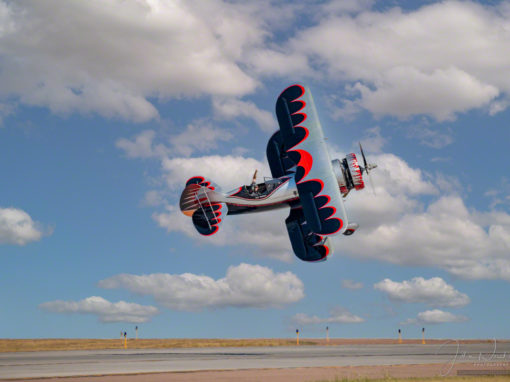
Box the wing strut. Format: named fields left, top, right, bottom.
left=195, top=188, right=212, bottom=231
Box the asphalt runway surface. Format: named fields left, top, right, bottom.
left=1, top=342, right=509, bottom=380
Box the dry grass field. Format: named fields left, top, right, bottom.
left=0, top=338, right=312, bottom=352
left=0, top=338, right=502, bottom=352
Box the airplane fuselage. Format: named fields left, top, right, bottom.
left=223, top=175, right=299, bottom=215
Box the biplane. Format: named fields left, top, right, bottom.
left=180, top=84, right=376, bottom=262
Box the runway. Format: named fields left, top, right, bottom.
left=1, top=342, right=509, bottom=380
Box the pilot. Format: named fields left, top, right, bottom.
left=250, top=169, right=259, bottom=195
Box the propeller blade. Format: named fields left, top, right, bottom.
left=359, top=141, right=376, bottom=195
left=359, top=142, right=368, bottom=170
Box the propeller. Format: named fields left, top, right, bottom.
left=359, top=142, right=377, bottom=196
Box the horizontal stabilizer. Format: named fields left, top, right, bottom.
left=192, top=202, right=226, bottom=236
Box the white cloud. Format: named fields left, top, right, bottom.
left=153, top=204, right=292, bottom=261
left=489, top=99, right=510, bottom=116
left=212, top=97, right=276, bottom=132
left=341, top=195, right=510, bottom=281
left=341, top=279, right=364, bottom=290
left=3, top=1, right=510, bottom=123
left=0, top=207, right=46, bottom=246
left=406, top=126, right=454, bottom=149
left=319, top=0, right=374, bottom=15
left=324, top=148, right=510, bottom=281
left=99, top=263, right=304, bottom=311
left=359, top=152, right=438, bottom=197
left=293, top=307, right=364, bottom=325
left=352, top=67, right=498, bottom=121
left=403, top=309, right=469, bottom=325
left=143, top=190, right=165, bottom=207
left=118, top=140, right=290, bottom=260
left=0, top=0, right=265, bottom=122
left=169, top=122, right=234, bottom=157
left=360, top=126, right=386, bottom=153
left=285, top=1, right=510, bottom=120
left=151, top=152, right=290, bottom=260
left=161, top=154, right=269, bottom=191
left=39, top=296, right=159, bottom=323
left=117, top=128, right=510, bottom=279
left=244, top=48, right=311, bottom=78
left=337, top=151, right=436, bottom=230
left=0, top=102, right=14, bottom=125
left=137, top=146, right=510, bottom=279
left=116, top=123, right=234, bottom=160
left=116, top=130, right=167, bottom=159
left=374, top=277, right=470, bottom=307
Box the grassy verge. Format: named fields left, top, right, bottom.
left=0, top=338, right=505, bottom=352
left=0, top=338, right=316, bottom=352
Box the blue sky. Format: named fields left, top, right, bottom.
left=1, top=0, right=510, bottom=340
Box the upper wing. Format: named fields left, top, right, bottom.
left=275, top=84, right=348, bottom=236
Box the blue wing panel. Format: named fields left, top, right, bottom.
left=266, top=131, right=296, bottom=178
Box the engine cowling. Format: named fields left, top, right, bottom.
left=331, top=153, right=365, bottom=194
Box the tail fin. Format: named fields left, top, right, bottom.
left=180, top=176, right=222, bottom=216
left=180, top=176, right=226, bottom=236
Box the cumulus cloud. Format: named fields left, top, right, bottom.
left=3, top=1, right=510, bottom=124
left=403, top=309, right=469, bottom=325
left=0, top=207, right=46, bottom=245
left=0, top=0, right=266, bottom=122
left=374, top=277, right=470, bottom=307
left=161, top=154, right=269, bottom=191
left=39, top=296, right=159, bottom=323
left=131, top=140, right=510, bottom=278
left=152, top=153, right=290, bottom=260
left=116, top=130, right=165, bottom=159
left=0, top=102, right=14, bottom=125
left=117, top=133, right=291, bottom=260
left=141, top=146, right=510, bottom=276
left=341, top=195, right=510, bottom=280
left=153, top=204, right=292, bottom=261
left=292, top=307, right=364, bottom=325
left=169, top=122, right=234, bottom=157
left=352, top=67, right=498, bottom=121
left=406, top=126, right=454, bottom=149
left=317, top=145, right=510, bottom=281
left=284, top=1, right=510, bottom=120
left=212, top=97, right=276, bottom=132
left=360, top=126, right=386, bottom=153
left=143, top=190, right=165, bottom=207
left=116, top=124, right=235, bottom=159
left=341, top=280, right=364, bottom=290
left=98, top=263, right=304, bottom=311
left=336, top=151, right=436, bottom=230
